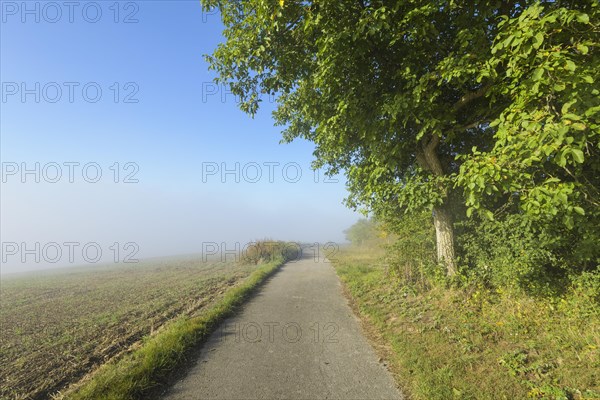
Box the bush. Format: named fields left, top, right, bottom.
left=240, top=240, right=300, bottom=265
left=343, top=218, right=382, bottom=246
left=456, top=215, right=555, bottom=292
left=344, top=207, right=600, bottom=299
left=569, top=270, right=600, bottom=308
left=380, top=211, right=442, bottom=288
left=456, top=213, right=600, bottom=297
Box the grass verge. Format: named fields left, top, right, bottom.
left=331, top=246, right=599, bottom=400
left=63, top=255, right=287, bottom=400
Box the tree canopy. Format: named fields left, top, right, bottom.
left=201, top=0, right=599, bottom=275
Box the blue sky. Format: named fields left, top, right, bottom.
left=0, top=1, right=359, bottom=273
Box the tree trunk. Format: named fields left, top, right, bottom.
left=433, top=206, right=457, bottom=276
left=416, top=133, right=458, bottom=276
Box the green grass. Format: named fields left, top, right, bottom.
left=64, top=256, right=286, bottom=400
left=332, top=246, right=600, bottom=400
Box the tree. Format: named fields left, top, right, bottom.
left=200, top=0, right=599, bottom=276
left=344, top=218, right=379, bottom=246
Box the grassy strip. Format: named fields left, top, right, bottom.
left=64, top=257, right=286, bottom=400
left=332, top=247, right=600, bottom=400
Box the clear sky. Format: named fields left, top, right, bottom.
left=0, top=1, right=359, bottom=273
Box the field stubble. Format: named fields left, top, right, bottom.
left=0, top=258, right=254, bottom=399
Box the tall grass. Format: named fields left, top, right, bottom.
left=333, top=244, right=600, bottom=400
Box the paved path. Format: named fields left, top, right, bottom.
left=163, top=252, right=402, bottom=400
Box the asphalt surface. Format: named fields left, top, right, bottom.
left=162, top=251, right=403, bottom=400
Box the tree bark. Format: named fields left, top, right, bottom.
left=416, top=133, right=458, bottom=276
left=433, top=206, right=457, bottom=276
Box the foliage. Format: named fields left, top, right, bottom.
left=201, top=0, right=600, bottom=279
left=343, top=218, right=381, bottom=246
left=382, top=211, right=440, bottom=288
left=457, top=215, right=559, bottom=294
left=457, top=213, right=600, bottom=296
left=240, top=240, right=300, bottom=265
left=333, top=245, right=600, bottom=400
left=458, top=3, right=600, bottom=229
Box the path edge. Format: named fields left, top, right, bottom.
left=59, top=257, right=288, bottom=400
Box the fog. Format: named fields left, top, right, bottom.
left=0, top=161, right=358, bottom=275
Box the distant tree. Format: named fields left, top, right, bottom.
left=344, top=219, right=378, bottom=246
left=200, top=0, right=599, bottom=276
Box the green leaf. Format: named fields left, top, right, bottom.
left=571, top=149, right=584, bottom=163
left=532, top=68, right=545, bottom=81
left=563, top=113, right=580, bottom=121
left=573, top=206, right=585, bottom=216
left=484, top=210, right=494, bottom=221
left=565, top=60, right=576, bottom=71
left=577, top=44, right=589, bottom=55
left=532, top=32, right=544, bottom=49
left=562, top=100, right=577, bottom=114
left=576, top=13, right=590, bottom=24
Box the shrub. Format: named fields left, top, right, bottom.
left=456, top=212, right=600, bottom=297
left=381, top=211, right=441, bottom=288
left=240, top=240, right=300, bottom=265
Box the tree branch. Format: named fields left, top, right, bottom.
left=453, top=85, right=491, bottom=111
left=416, top=134, right=444, bottom=177
left=424, top=133, right=440, bottom=152
left=456, top=119, right=484, bottom=131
